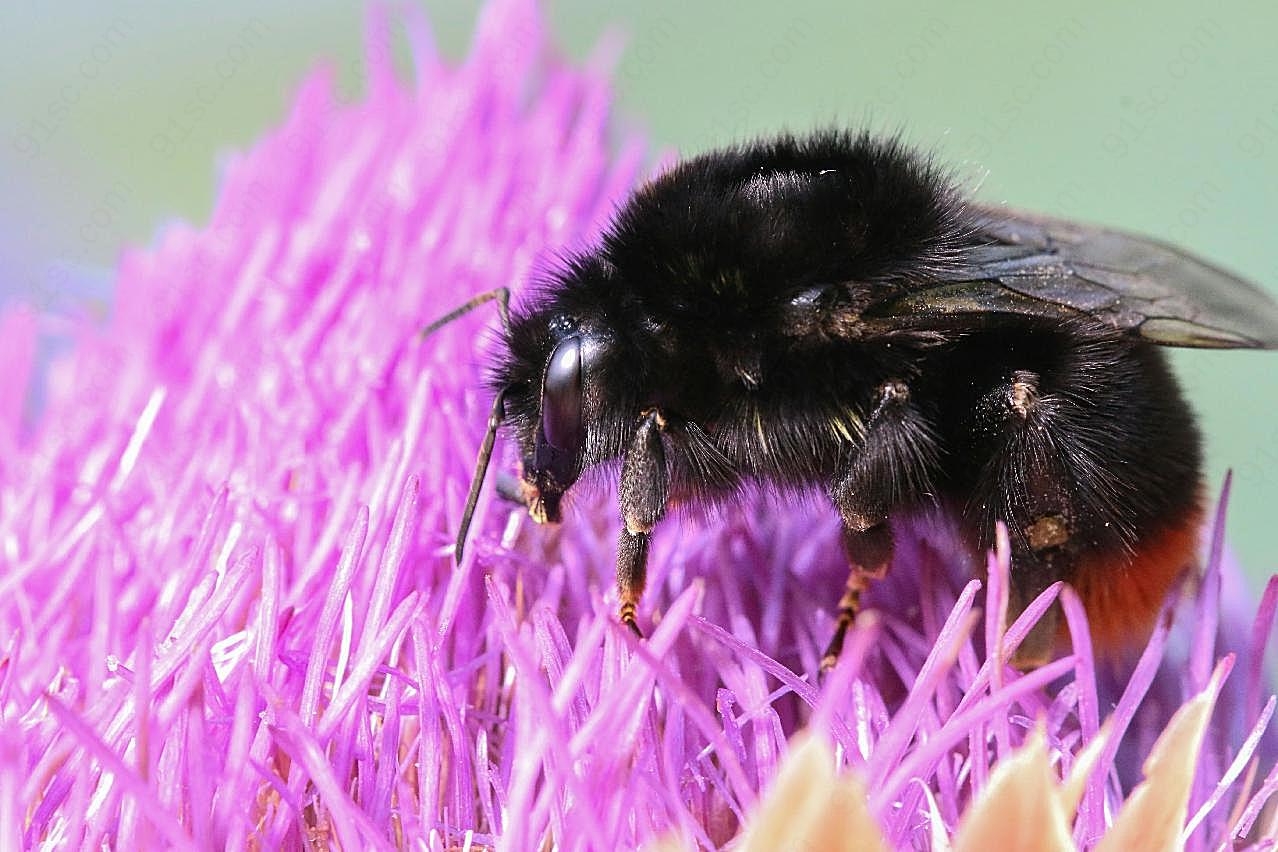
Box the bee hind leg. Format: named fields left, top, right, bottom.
left=967, top=370, right=1077, bottom=669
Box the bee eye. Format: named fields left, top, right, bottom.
left=541, top=336, right=583, bottom=450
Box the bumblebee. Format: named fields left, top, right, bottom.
left=427, top=130, right=1278, bottom=667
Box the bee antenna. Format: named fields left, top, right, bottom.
left=420, top=286, right=511, bottom=337
left=419, top=287, right=514, bottom=564
left=454, top=388, right=507, bottom=565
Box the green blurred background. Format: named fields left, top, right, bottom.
left=3, top=1, right=1276, bottom=583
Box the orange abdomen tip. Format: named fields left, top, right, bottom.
left=1066, top=502, right=1205, bottom=653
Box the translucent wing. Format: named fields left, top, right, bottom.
left=867, top=205, right=1278, bottom=349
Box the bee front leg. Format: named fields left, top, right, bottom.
left=824, top=379, right=940, bottom=670
left=616, top=409, right=669, bottom=636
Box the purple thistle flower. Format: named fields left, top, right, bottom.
left=2, top=1, right=1275, bottom=848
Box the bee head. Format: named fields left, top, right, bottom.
left=523, top=330, right=587, bottom=522
left=494, top=257, right=630, bottom=525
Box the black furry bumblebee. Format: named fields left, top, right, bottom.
left=427, top=130, right=1278, bottom=667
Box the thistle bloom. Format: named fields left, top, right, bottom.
left=2, top=1, right=1275, bottom=849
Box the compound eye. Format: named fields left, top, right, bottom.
left=541, top=336, right=583, bottom=451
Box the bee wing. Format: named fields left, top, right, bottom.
left=867, top=205, right=1278, bottom=349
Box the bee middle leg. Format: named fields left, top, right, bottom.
left=821, top=523, right=894, bottom=670
left=823, top=378, right=939, bottom=669
left=616, top=409, right=669, bottom=636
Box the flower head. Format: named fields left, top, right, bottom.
left=2, top=1, right=1275, bottom=849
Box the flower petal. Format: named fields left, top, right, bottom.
left=737, top=732, right=887, bottom=852
left=953, top=726, right=1074, bottom=852
left=1096, top=658, right=1229, bottom=852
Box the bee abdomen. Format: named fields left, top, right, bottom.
left=1067, top=500, right=1204, bottom=651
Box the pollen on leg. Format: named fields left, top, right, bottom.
left=624, top=515, right=654, bottom=535
left=1008, top=370, right=1040, bottom=418
left=880, top=379, right=909, bottom=402
left=1025, top=513, right=1069, bottom=552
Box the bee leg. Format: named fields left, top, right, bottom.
left=1005, top=549, right=1065, bottom=669
left=823, top=378, right=938, bottom=670
left=969, top=370, right=1073, bottom=668
left=617, top=529, right=650, bottom=636
left=821, top=522, right=894, bottom=671
left=616, top=409, right=669, bottom=636
left=951, top=333, right=1203, bottom=665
